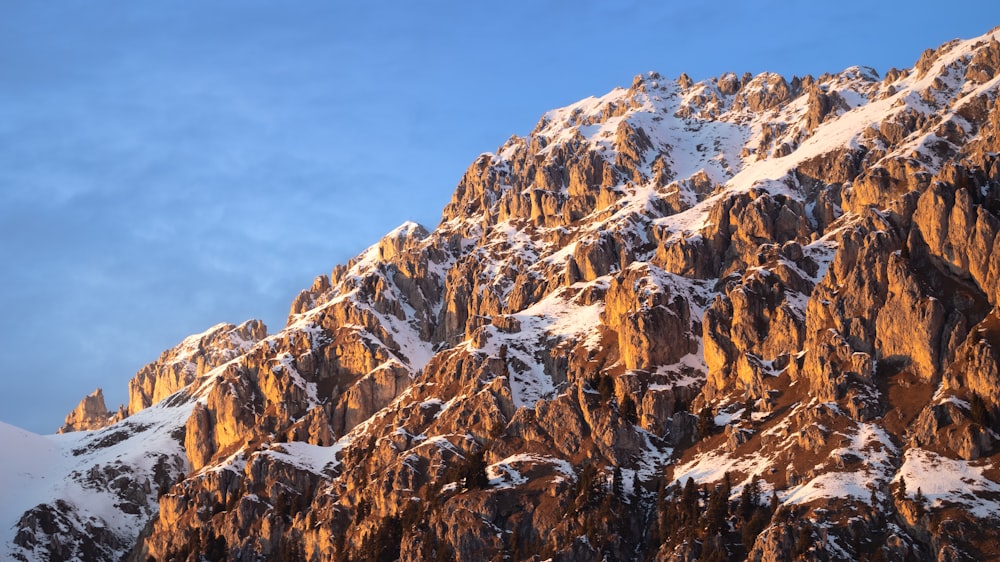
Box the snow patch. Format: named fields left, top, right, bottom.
left=896, top=448, right=1000, bottom=518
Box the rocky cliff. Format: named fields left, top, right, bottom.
left=9, top=27, right=1000, bottom=562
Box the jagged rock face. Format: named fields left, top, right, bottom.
left=56, top=321, right=268, bottom=436
left=13, top=26, right=1000, bottom=562
left=126, top=320, right=267, bottom=417
left=57, top=388, right=117, bottom=433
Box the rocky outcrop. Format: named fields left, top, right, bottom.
left=603, top=264, right=698, bottom=371
left=57, top=388, right=118, bottom=433
left=874, top=253, right=946, bottom=383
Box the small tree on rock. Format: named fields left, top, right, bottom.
left=620, top=395, right=639, bottom=425
left=464, top=449, right=490, bottom=489
left=697, top=407, right=715, bottom=438
left=971, top=392, right=990, bottom=427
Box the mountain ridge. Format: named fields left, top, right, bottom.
left=7, top=26, right=1000, bottom=561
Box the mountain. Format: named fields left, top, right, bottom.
left=7, top=27, right=1000, bottom=561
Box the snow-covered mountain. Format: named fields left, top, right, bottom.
left=7, top=26, right=1000, bottom=561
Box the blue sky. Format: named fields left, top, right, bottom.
left=2, top=2, right=998, bottom=433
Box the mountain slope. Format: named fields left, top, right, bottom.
left=7, top=27, right=1000, bottom=562
left=1, top=407, right=188, bottom=561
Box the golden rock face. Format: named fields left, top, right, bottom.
left=57, top=387, right=112, bottom=433
left=126, top=320, right=267, bottom=419
left=31, top=28, right=1000, bottom=562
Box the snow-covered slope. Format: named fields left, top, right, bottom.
left=2, top=401, right=190, bottom=561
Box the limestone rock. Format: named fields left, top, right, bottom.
left=603, top=264, right=697, bottom=371
left=874, top=253, right=945, bottom=383
left=127, top=320, right=266, bottom=416
left=57, top=388, right=115, bottom=433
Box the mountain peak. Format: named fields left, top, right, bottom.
left=10, top=27, right=1000, bottom=562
